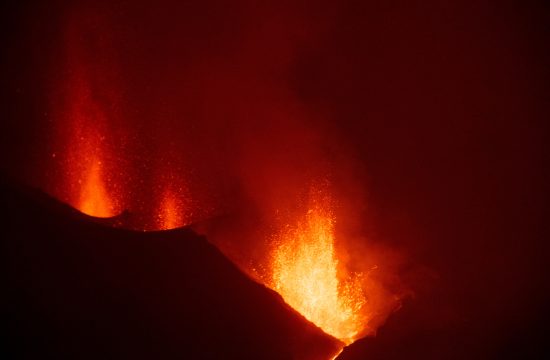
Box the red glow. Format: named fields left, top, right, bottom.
left=157, top=188, right=186, bottom=230
left=78, top=156, right=115, bottom=217
left=51, top=9, right=124, bottom=219
left=63, top=69, right=121, bottom=218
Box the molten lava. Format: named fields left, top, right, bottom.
left=78, top=155, right=116, bottom=218
left=51, top=9, right=124, bottom=219
left=158, top=188, right=185, bottom=230
left=269, top=185, right=368, bottom=344
left=62, top=72, right=120, bottom=218
left=61, top=72, right=120, bottom=219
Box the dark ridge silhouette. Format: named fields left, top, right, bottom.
left=336, top=283, right=549, bottom=359
left=1, top=176, right=342, bottom=360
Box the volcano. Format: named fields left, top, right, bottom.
left=1, top=0, right=548, bottom=359
left=1, top=176, right=343, bottom=360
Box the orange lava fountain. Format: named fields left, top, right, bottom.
left=52, top=10, right=123, bottom=219
left=269, top=184, right=368, bottom=345
left=61, top=70, right=120, bottom=218
left=78, top=155, right=115, bottom=217
left=157, top=188, right=185, bottom=230
left=61, top=68, right=120, bottom=218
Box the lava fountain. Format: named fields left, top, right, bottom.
left=268, top=182, right=369, bottom=345
left=50, top=9, right=124, bottom=219
left=157, top=187, right=186, bottom=230
left=78, top=155, right=115, bottom=217
left=61, top=70, right=120, bottom=218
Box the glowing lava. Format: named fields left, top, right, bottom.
left=62, top=71, right=120, bottom=218
left=158, top=188, right=185, bottom=230
left=78, top=155, right=115, bottom=217
left=269, top=184, right=368, bottom=344
left=62, top=74, right=120, bottom=219
left=52, top=9, right=124, bottom=219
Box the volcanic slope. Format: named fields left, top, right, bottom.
left=1, top=176, right=342, bottom=360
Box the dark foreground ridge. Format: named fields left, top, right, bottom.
left=1, top=176, right=342, bottom=360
